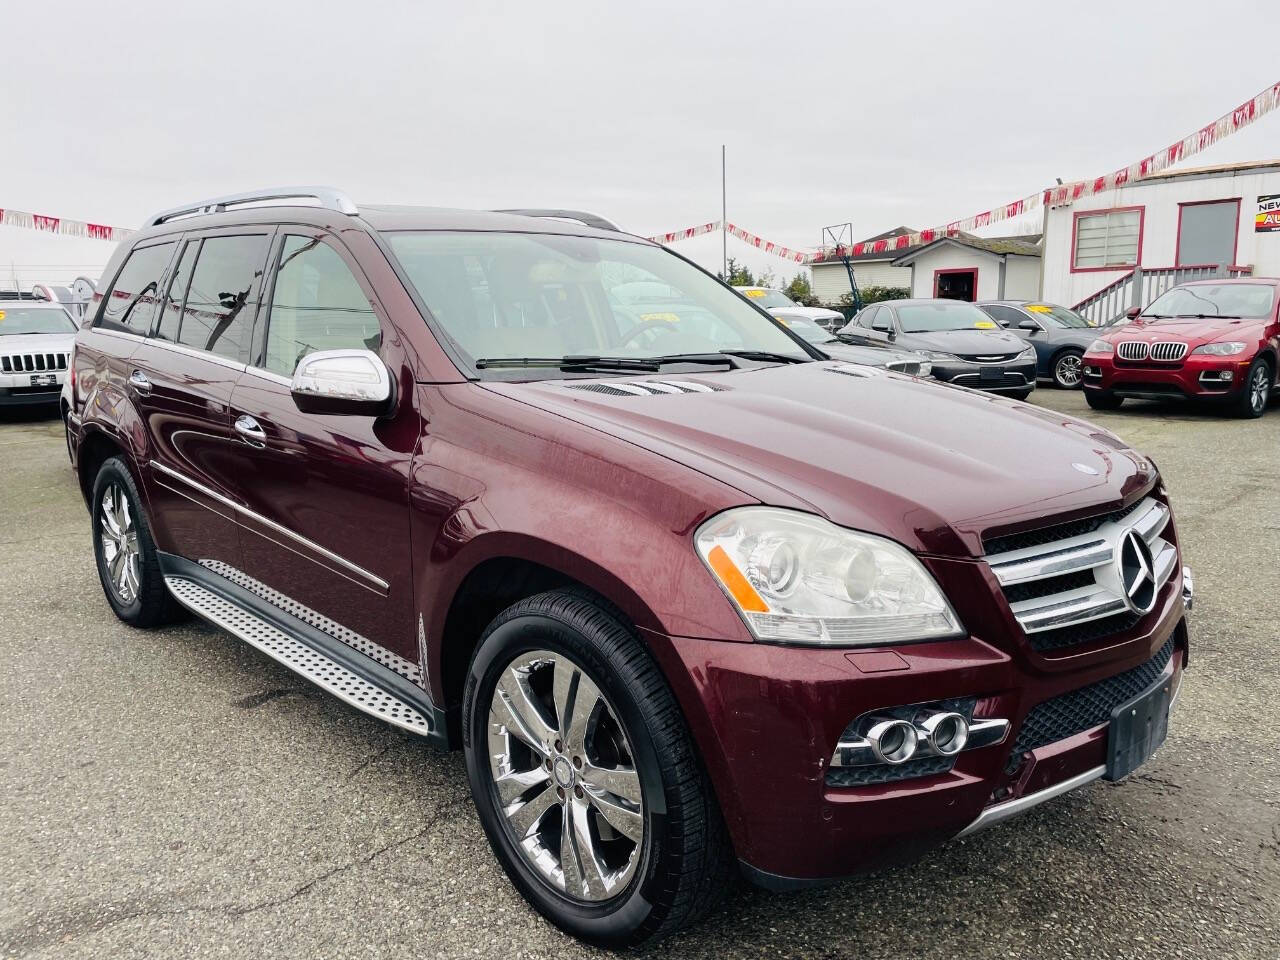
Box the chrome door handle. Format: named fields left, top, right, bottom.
left=234, top=414, right=267, bottom=446
left=129, top=369, right=152, bottom=394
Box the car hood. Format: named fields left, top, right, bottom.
left=821, top=340, right=925, bottom=366
left=895, top=328, right=1027, bottom=354
left=0, top=332, right=76, bottom=352
left=1109, top=316, right=1268, bottom=344
left=771, top=306, right=844, bottom=321
left=487, top=362, right=1155, bottom=558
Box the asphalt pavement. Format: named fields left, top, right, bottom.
left=1, top=389, right=1277, bottom=960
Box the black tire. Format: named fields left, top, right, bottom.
left=91, top=457, right=184, bottom=627
left=1085, top=390, right=1123, bottom=410
left=1051, top=349, right=1085, bottom=389
left=462, top=589, right=733, bottom=947
left=1008, top=389, right=1034, bottom=401
left=1235, top=357, right=1272, bottom=419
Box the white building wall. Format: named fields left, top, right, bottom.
left=811, top=260, right=911, bottom=304
left=906, top=247, right=1004, bottom=300
left=1041, top=165, right=1280, bottom=308
left=1003, top=254, right=1042, bottom=299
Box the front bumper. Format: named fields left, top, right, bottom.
left=1082, top=353, right=1256, bottom=401
left=0, top=370, right=66, bottom=406
left=646, top=560, right=1189, bottom=886
left=931, top=358, right=1037, bottom=393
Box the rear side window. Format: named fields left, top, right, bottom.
left=155, top=240, right=197, bottom=343
left=97, top=242, right=175, bottom=334
left=262, top=236, right=381, bottom=376
left=980, top=304, right=1027, bottom=328
left=175, top=235, right=269, bottom=362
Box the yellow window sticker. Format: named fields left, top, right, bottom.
left=773, top=315, right=790, bottom=326
left=1026, top=304, right=1053, bottom=313
left=744, top=289, right=767, bottom=298
left=640, top=312, right=681, bottom=324
left=0, top=310, right=6, bottom=321
left=973, top=319, right=997, bottom=329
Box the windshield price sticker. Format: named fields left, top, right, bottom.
left=744, top=289, right=767, bottom=298
left=973, top=319, right=997, bottom=329
left=1027, top=304, right=1053, bottom=313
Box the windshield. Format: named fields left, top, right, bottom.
left=1022, top=303, right=1092, bottom=328
left=0, top=306, right=77, bottom=336
left=780, top=316, right=834, bottom=344
left=1142, top=284, right=1276, bottom=319
left=738, top=289, right=797, bottom=309
left=897, top=301, right=995, bottom=333
left=386, top=232, right=810, bottom=373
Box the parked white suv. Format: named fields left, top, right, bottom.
left=0, top=301, right=77, bottom=409
left=733, top=286, right=845, bottom=331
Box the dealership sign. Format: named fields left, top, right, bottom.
left=1257, top=195, right=1280, bottom=232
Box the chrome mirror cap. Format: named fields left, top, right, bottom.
left=290, top=349, right=393, bottom=416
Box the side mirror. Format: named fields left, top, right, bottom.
left=1018, top=319, right=1041, bottom=331
left=291, top=349, right=394, bottom=416
left=1125, top=306, right=1142, bottom=319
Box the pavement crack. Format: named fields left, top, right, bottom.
left=344, top=742, right=397, bottom=782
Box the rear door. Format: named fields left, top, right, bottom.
left=130, top=228, right=273, bottom=569
left=224, top=229, right=419, bottom=671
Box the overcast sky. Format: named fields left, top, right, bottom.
left=3, top=0, right=1279, bottom=287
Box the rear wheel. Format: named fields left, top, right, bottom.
left=463, top=589, right=732, bottom=947
left=1235, top=357, right=1272, bottom=419
left=1052, top=349, right=1084, bottom=389
left=1086, top=390, right=1123, bottom=410
left=91, top=457, right=184, bottom=627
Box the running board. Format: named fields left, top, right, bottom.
left=165, top=575, right=436, bottom=738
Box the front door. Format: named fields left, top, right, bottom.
left=225, top=230, right=420, bottom=674
left=131, top=229, right=273, bottom=571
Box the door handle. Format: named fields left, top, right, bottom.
left=234, top=414, right=267, bottom=446
left=128, top=369, right=152, bottom=394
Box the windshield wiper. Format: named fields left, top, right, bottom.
left=475, top=356, right=663, bottom=372
left=1172, top=313, right=1220, bottom=319
left=718, top=349, right=809, bottom=364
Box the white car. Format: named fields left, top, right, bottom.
left=0, top=301, right=78, bottom=410
left=734, top=286, right=845, bottom=331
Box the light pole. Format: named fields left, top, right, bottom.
left=721, top=145, right=727, bottom=279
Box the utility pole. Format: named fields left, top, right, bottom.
left=721, top=145, right=727, bottom=279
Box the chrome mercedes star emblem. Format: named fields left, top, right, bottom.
left=1071, top=462, right=1100, bottom=475
left=1118, top=529, right=1157, bottom=614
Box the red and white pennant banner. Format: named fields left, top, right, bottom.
left=645, top=220, right=720, bottom=244
left=1, top=207, right=133, bottom=242
left=724, top=223, right=810, bottom=262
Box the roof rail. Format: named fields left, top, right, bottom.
left=493, top=209, right=621, bottom=232
left=145, top=186, right=358, bottom=227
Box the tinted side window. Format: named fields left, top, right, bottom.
left=870, top=307, right=893, bottom=332
left=981, top=304, right=1026, bottom=328
left=263, top=236, right=381, bottom=376
left=155, top=240, right=197, bottom=342
left=856, top=306, right=879, bottom=329
left=97, top=242, right=175, bottom=334
left=176, top=235, right=269, bottom=361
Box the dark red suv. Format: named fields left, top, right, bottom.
left=67, top=188, right=1193, bottom=946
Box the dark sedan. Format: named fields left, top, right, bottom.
left=838, top=299, right=1037, bottom=399
left=976, top=300, right=1099, bottom=389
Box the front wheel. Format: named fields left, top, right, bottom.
left=1086, top=390, right=1124, bottom=410
left=1235, top=357, right=1272, bottom=419
left=462, top=590, right=732, bottom=947
left=1052, top=349, right=1084, bottom=389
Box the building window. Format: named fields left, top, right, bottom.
left=1072, top=208, right=1142, bottom=271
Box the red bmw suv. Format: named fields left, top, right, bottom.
left=67, top=188, right=1193, bottom=946
left=1082, top=278, right=1280, bottom=418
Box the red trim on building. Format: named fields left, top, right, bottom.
left=932, top=268, right=979, bottom=301
left=1174, top=197, right=1241, bottom=268
left=1070, top=205, right=1146, bottom=274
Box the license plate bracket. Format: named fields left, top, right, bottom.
left=29, top=373, right=57, bottom=387
left=979, top=366, right=1004, bottom=383
left=1105, top=670, right=1174, bottom=780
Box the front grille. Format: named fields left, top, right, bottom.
left=1150, top=341, right=1188, bottom=362
left=0, top=352, right=67, bottom=373
left=1117, top=341, right=1149, bottom=361
left=1005, top=639, right=1176, bottom=771
left=983, top=495, right=1177, bottom=653
left=949, top=372, right=1029, bottom=388
left=956, top=352, right=1021, bottom=363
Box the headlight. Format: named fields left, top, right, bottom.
left=695, top=507, right=964, bottom=646
left=1086, top=338, right=1113, bottom=354
left=924, top=351, right=959, bottom=362
left=917, top=360, right=933, bottom=377
left=1017, top=344, right=1036, bottom=358
left=1190, top=341, right=1247, bottom=356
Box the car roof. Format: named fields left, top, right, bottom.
left=0, top=300, right=68, bottom=309
left=872, top=298, right=985, bottom=307
left=1175, top=277, right=1280, bottom=287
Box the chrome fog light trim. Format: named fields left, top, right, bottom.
left=866, top=719, right=918, bottom=765
left=917, top=711, right=969, bottom=756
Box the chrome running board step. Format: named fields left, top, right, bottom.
left=165, top=574, right=438, bottom=738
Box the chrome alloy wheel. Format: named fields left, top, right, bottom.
left=99, top=482, right=141, bottom=604
left=1250, top=364, right=1269, bottom=414
left=487, top=650, right=645, bottom=903
left=1055, top=352, right=1083, bottom=387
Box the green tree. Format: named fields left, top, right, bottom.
left=783, top=272, right=816, bottom=306
left=718, top=257, right=755, bottom=287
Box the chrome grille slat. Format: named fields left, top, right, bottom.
left=1150, top=341, right=1188, bottom=362
left=1116, top=341, right=1149, bottom=361
left=985, top=497, right=1176, bottom=644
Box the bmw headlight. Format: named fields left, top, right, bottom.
left=1086, top=338, right=1113, bottom=354
left=924, top=350, right=959, bottom=362
left=1190, top=341, right=1247, bottom=356
left=695, top=507, right=964, bottom=646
